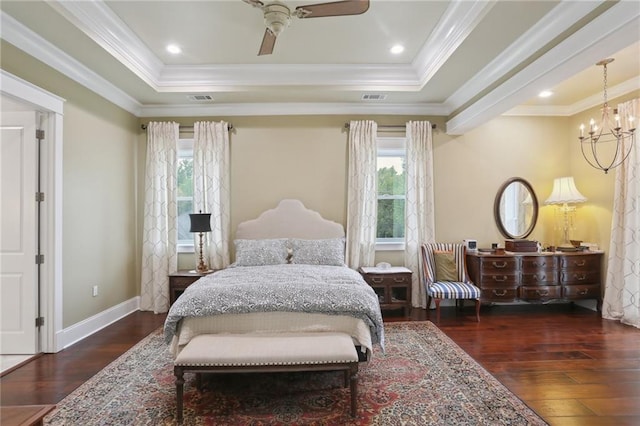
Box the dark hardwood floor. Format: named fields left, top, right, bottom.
left=1, top=305, right=638, bottom=425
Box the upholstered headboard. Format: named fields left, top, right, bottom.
left=235, top=199, right=344, bottom=240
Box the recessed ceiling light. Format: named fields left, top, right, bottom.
left=538, top=90, right=553, bottom=98
left=390, top=44, right=404, bottom=55
left=166, top=44, right=182, bottom=55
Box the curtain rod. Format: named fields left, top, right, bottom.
left=343, top=123, right=436, bottom=131
left=140, top=123, right=234, bottom=131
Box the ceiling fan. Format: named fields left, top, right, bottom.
left=242, top=0, right=370, bottom=55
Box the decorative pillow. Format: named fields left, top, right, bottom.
left=290, top=238, right=345, bottom=266
left=433, top=250, right=458, bottom=281
left=234, top=239, right=289, bottom=266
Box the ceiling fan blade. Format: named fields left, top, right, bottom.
left=242, top=0, right=264, bottom=8
left=295, top=0, right=369, bottom=18
left=258, top=28, right=276, bottom=56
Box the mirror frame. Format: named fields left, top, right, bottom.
left=493, top=177, right=539, bottom=239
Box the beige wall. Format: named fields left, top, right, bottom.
left=2, top=42, right=140, bottom=327
left=4, top=38, right=634, bottom=327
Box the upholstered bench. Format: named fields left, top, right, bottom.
left=173, top=332, right=360, bottom=422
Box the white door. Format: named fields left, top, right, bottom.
left=0, top=111, right=38, bottom=354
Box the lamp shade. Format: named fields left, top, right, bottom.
left=544, top=177, right=587, bottom=205
left=189, top=212, right=212, bottom=233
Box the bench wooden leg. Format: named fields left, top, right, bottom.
left=174, top=366, right=185, bottom=423
left=349, top=366, right=358, bottom=417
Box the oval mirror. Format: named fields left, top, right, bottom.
left=493, top=177, right=538, bottom=239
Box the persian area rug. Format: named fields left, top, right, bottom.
left=44, top=322, right=547, bottom=425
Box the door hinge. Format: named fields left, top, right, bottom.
left=36, top=129, right=45, bottom=140
left=35, top=254, right=45, bottom=264
left=36, top=192, right=45, bottom=202
left=35, top=317, right=45, bottom=327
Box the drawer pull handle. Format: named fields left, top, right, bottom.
left=493, top=275, right=508, bottom=282
left=573, top=260, right=586, bottom=266
left=578, top=289, right=589, bottom=295
left=371, top=277, right=384, bottom=283
left=492, top=261, right=508, bottom=268
left=533, top=261, right=546, bottom=267
left=492, top=289, right=507, bottom=296
left=394, top=277, right=406, bottom=283
left=574, top=274, right=587, bottom=281
left=536, top=290, right=549, bottom=296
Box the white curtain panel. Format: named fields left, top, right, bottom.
left=346, top=120, right=378, bottom=268
left=140, top=122, right=179, bottom=313
left=602, top=97, right=640, bottom=328
left=404, top=121, right=436, bottom=308
left=193, top=121, right=231, bottom=270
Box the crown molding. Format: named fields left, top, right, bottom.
left=412, top=0, right=496, bottom=89
left=0, top=12, right=142, bottom=116
left=446, top=1, right=640, bottom=135
left=445, top=1, right=605, bottom=113
left=138, top=102, right=449, bottom=118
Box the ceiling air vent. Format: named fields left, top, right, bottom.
left=361, top=94, right=387, bottom=101
left=187, top=94, right=214, bottom=102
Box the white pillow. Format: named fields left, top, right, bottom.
left=234, top=239, right=289, bottom=266
left=290, top=238, right=345, bottom=266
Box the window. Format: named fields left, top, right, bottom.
left=376, top=137, right=406, bottom=250
left=177, top=138, right=194, bottom=251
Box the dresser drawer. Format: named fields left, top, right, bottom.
left=519, top=285, right=562, bottom=300
left=562, top=284, right=601, bottom=299
left=521, top=271, right=557, bottom=286
left=479, top=257, right=519, bottom=273
left=363, top=273, right=411, bottom=286
left=559, top=270, right=600, bottom=285
left=559, top=255, right=600, bottom=270
left=480, top=273, right=518, bottom=287
left=521, top=256, right=556, bottom=272
left=481, top=288, right=518, bottom=301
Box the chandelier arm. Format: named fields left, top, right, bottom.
left=581, top=139, right=605, bottom=171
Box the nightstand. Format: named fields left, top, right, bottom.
left=168, top=270, right=211, bottom=305
left=358, top=266, right=412, bottom=317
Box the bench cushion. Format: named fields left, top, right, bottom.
left=174, top=332, right=358, bottom=367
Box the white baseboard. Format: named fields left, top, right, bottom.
left=57, top=296, right=140, bottom=350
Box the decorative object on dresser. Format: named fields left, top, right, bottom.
left=189, top=211, right=213, bottom=273
left=504, top=239, right=538, bottom=253
left=578, top=58, right=636, bottom=174
left=494, top=177, right=539, bottom=239
left=544, top=176, right=587, bottom=248
left=466, top=251, right=602, bottom=311
left=420, top=243, right=481, bottom=323
left=168, top=270, right=207, bottom=306
left=358, top=266, right=412, bottom=316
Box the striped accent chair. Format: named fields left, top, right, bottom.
left=420, top=243, right=481, bottom=323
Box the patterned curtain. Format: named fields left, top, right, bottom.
left=602, top=97, right=640, bottom=328
left=404, top=121, right=436, bottom=308
left=140, top=122, right=179, bottom=313
left=193, top=121, right=231, bottom=270
left=346, top=120, right=378, bottom=268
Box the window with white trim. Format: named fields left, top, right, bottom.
left=177, top=138, right=194, bottom=251
left=376, top=137, right=406, bottom=250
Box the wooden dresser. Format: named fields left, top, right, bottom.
left=466, top=251, right=603, bottom=311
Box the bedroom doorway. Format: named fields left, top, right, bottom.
left=0, top=71, right=64, bottom=371
left=0, top=108, right=39, bottom=372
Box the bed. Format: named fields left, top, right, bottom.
left=163, top=199, right=384, bottom=419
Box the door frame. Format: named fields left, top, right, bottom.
left=1, top=70, right=64, bottom=353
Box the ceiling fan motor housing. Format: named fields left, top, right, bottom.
left=264, top=2, right=291, bottom=37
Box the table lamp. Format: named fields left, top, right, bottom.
left=189, top=211, right=212, bottom=273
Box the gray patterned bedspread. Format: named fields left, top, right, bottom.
left=164, top=264, right=384, bottom=348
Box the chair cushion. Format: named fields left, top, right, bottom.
left=433, top=250, right=458, bottom=281
left=428, top=281, right=481, bottom=299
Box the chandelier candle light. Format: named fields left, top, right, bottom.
left=579, top=58, right=636, bottom=174
left=544, top=177, right=587, bottom=248
left=189, top=211, right=213, bottom=274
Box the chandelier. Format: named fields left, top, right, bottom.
left=579, top=58, right=636, bottom=174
